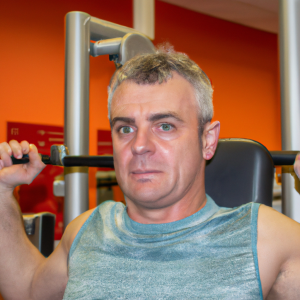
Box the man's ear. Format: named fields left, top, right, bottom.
left=202, top=121, right=220, bottom=160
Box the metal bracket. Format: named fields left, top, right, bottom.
left=50, top=145, right=69, bottom=166
left=90, top=33, right=155, bottom=65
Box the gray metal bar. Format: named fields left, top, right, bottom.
left=90, top=17, right=144, bottom=41
left=64, top=11, right=90, bottom=228
left=90, top=38, right=122, bottom=57
left=279, top=0, right=300, bottom=222
left=133, top=0, right=155, bottom=39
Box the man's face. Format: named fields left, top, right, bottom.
left=110, top=73, right=205, bottom=210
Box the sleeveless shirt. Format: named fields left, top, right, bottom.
left=63, top=196, right=263, bottom=299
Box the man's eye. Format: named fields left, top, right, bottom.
left=160, top=124, right=172, bottom=131
left=120, top=126, right=133, bottom=134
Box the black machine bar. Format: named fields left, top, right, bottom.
left=11, top=152, right=299, bottom=168
left=63, top=152, right=299, bottom=168
left=63, top=156, right=114, bottom=168
left=270, top=151, right=298, bottom=166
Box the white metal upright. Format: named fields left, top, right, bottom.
left=64, top=11, right=155, bottom=228
left=279, top=0, right=300, bottom=222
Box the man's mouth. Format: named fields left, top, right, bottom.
left=131, top=169, right=162, bottom=177
left=131, top=170, right=161, bottom=175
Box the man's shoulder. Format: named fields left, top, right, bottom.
left=257, top=204, right=300, bottom=258
left=61, top=208, right=97, bottom=254
left=61, top=200, right=125, bottom=254
left=212, top=201, right=258, bottom=221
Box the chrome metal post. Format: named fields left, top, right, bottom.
left=64, top=12, right=90, bottom=227
left=133, top=0, right=155, bottom=39
left=279, top=0, right=300, bottom=222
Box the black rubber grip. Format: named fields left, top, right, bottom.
left=11, top=154, right=29, bottom=164
left=63, top=156, right=114, bottom=168
left=11, top=154, right=52, bottom=165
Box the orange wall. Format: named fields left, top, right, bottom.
left=1, top=0, right=280, bottom=208
left=155, top=2, right=280, bottom=149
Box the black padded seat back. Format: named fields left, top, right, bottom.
left=205, top=138, right=274, bottom=208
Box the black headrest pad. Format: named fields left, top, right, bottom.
left=205, top=138, right=274, bottom=208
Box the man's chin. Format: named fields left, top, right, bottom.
left=120, top=176, right=176, bottom=203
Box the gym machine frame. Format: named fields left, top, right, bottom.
left=64, top=11, right=155, bottom=227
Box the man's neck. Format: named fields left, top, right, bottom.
left=126, top=191, right=207, bottom=224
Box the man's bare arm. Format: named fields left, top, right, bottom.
left=29, top=208, right=95, bottom=300
left=257, top=204, right=300, bottom=299
left=0, top=141, right=69, bottom=299
left=0, top=140, right=96, bottom=299
left=257, top=154, right=300, bottom=299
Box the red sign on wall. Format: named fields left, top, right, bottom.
left=7, top=122, right=64, bottom=154
left=97, top=129, right=113, bottom=155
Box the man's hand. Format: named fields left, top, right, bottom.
left=0, top=140, right=45, bottom=193
left=294, top=153, right=300, bottom=179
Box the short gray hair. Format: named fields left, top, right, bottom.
left=108, top=48, right=214, bottom=128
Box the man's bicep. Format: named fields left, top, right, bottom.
left=30, top=208, right=96, bottom=300
left=257, top=205, right=300, bottom=299
left=266, top=256, right=300, bottom=299
left=271, top=211, right=300, bottom=298
left=30, top=239, right=69, bottom=300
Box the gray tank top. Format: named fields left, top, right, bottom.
left=63, top=196, right=262, bottom=299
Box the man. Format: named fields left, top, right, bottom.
left=0, top=50, right=299, bottom=299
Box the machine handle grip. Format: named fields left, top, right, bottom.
left=11, top=154, right=29, bottom=164
left=11, top=154, right=51, bottom=165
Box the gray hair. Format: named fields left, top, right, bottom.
left=107, top=48, right=214, bottom=129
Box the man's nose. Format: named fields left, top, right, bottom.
left=131, top=128, right=155, bottom=155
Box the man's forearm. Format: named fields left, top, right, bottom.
left=0, top=190, right=24, bottom=235
left=0, top=191, right=45, bottom=300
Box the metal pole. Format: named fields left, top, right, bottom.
left=279, top=0, right=300, bottom=222
left=133, top=0, right=155, bottom=40
left=64, top=12, right=90, bottom=227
